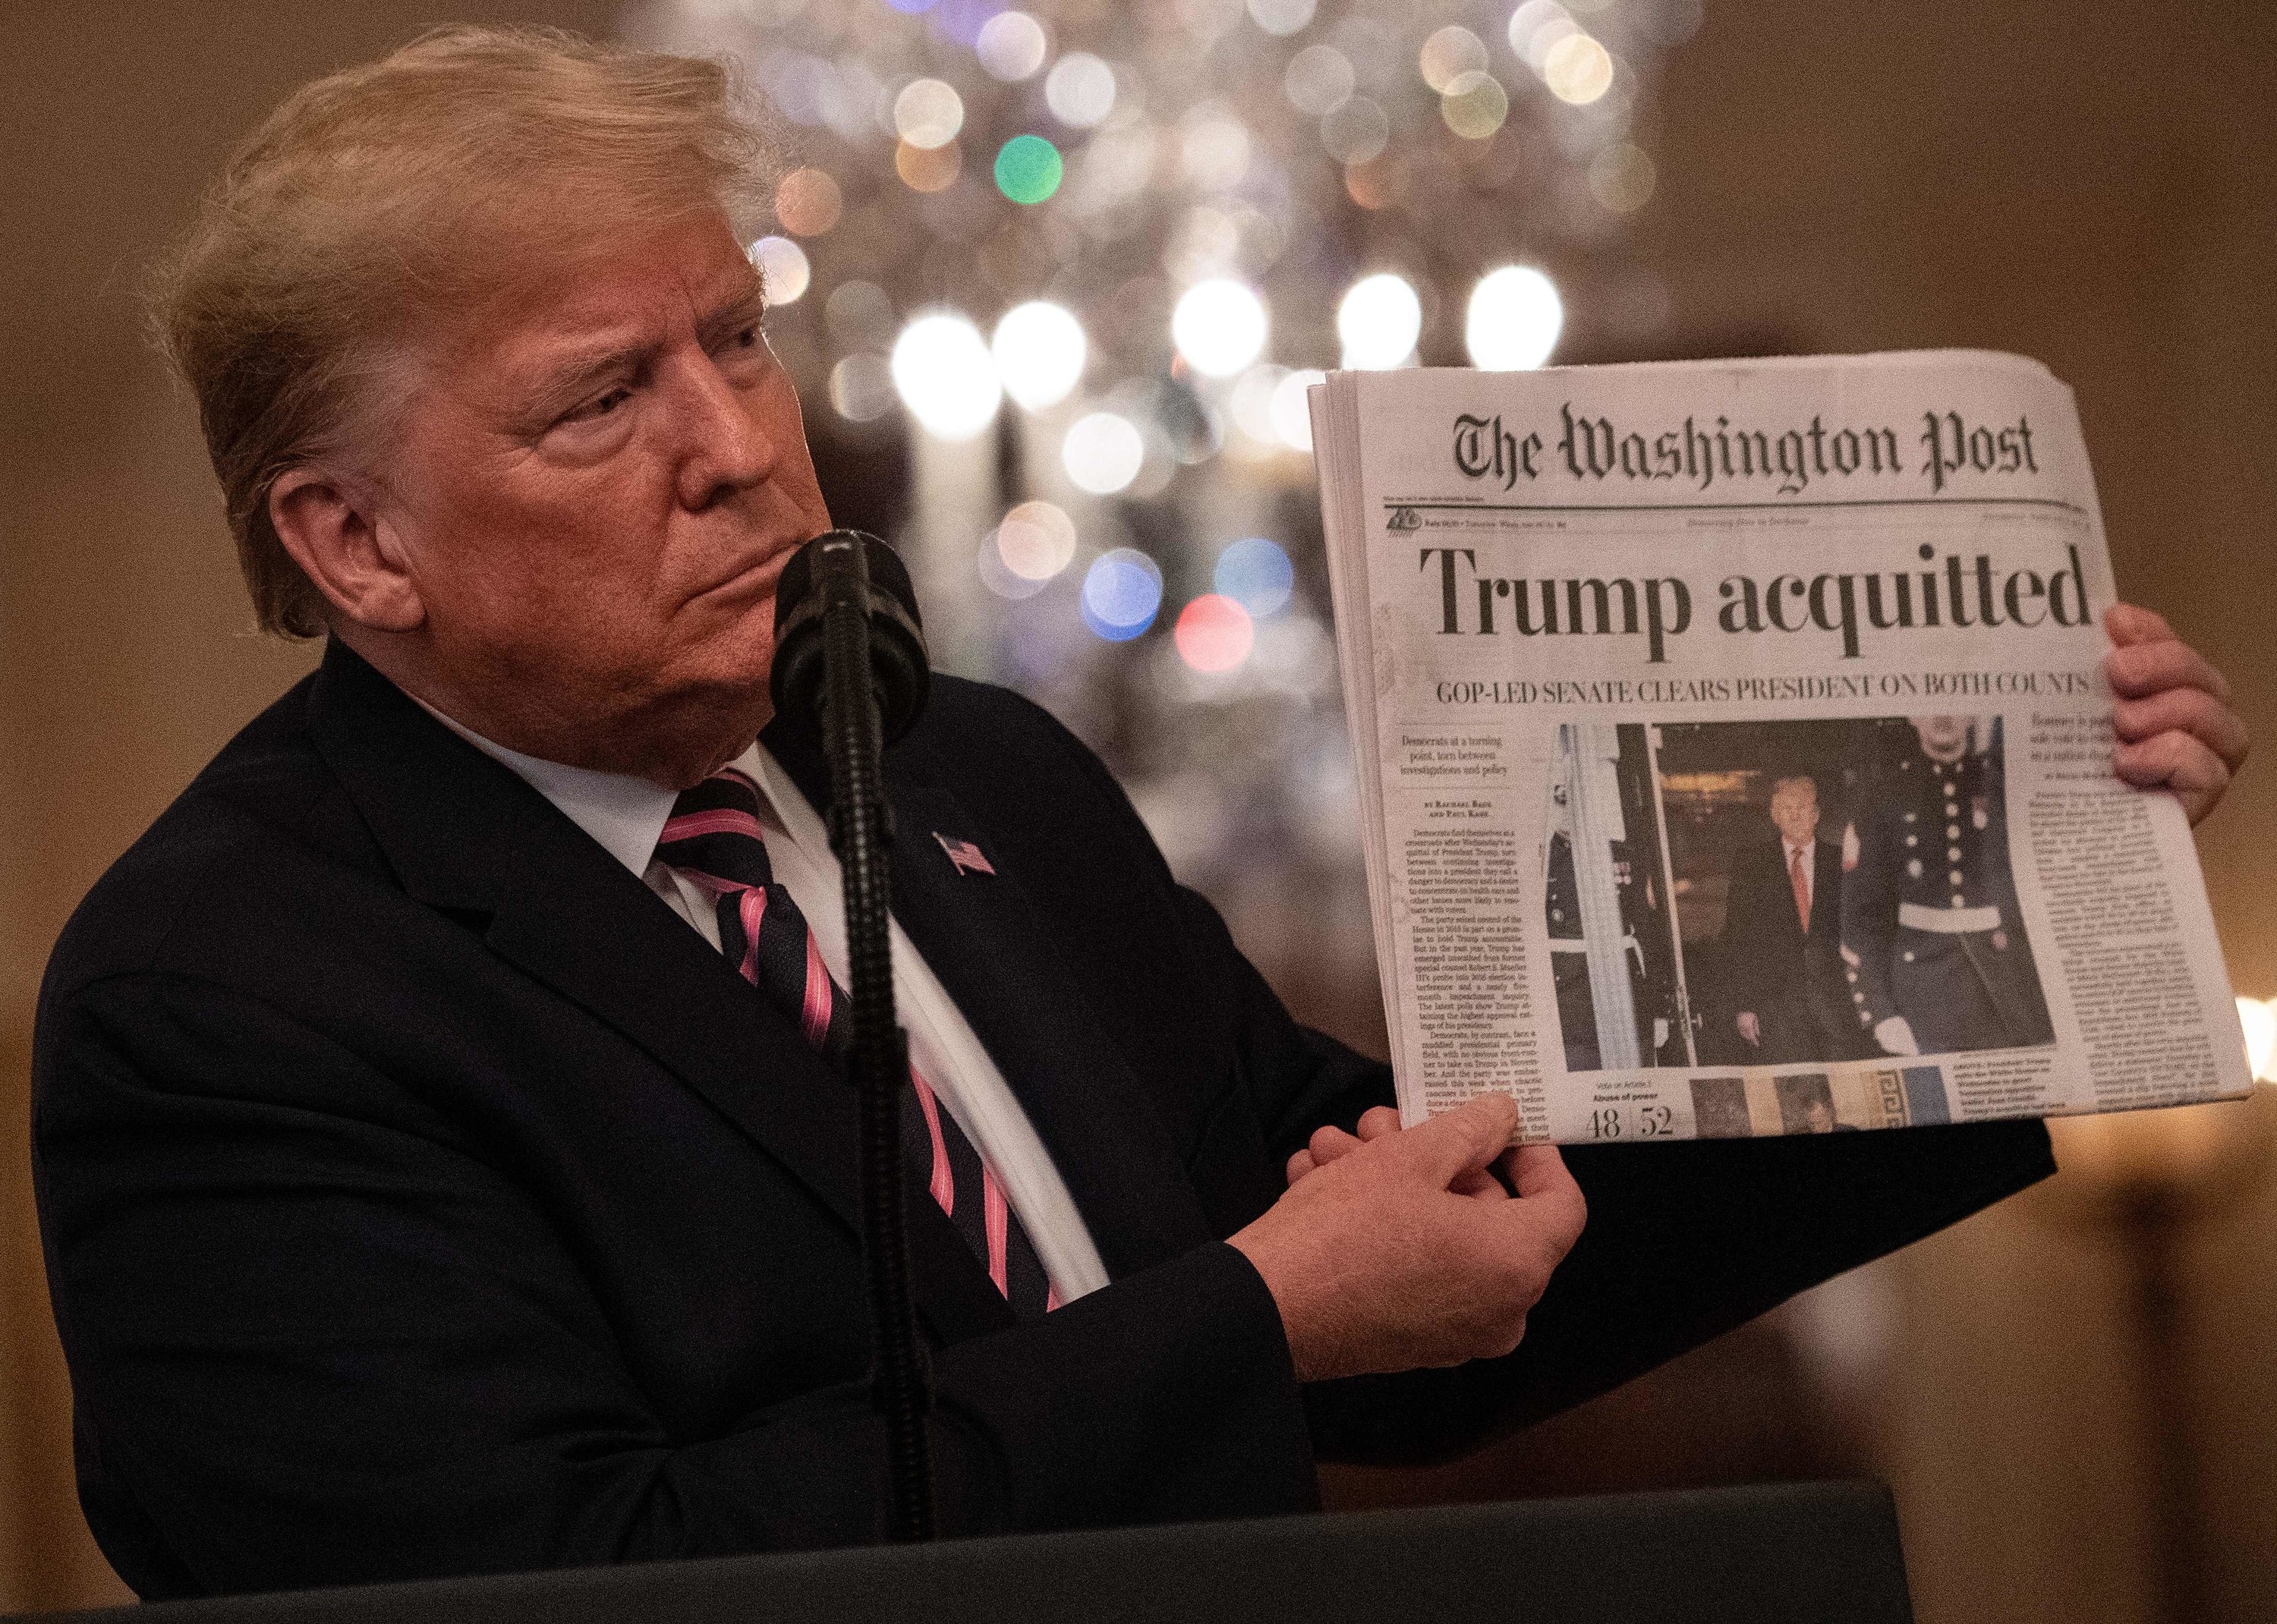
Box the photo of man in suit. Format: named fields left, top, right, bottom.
left=23, top=24, right=2250, bottom=1604
left=1721, top=776, right=1859, bottom=1065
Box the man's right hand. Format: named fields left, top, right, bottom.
left=1737, top=1011, right=1761, bottom=1046
left=1227, top=1094, right=1587, bottom=1384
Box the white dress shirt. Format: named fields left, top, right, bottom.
left=419, top=704, right=1110, bottom=1305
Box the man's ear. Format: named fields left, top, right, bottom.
left=269, top=467, right=426, bottom=634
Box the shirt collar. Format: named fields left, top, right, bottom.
left=415, top=700, right=678, bottom=878
left=412, top=698, right=817, bottom=879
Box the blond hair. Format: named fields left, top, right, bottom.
left=151, top=24, right=778, bottom=637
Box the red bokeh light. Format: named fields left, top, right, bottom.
left=1174, top=593, right=1255, bottom=672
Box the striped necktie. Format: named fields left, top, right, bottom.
left=657, top=768, right=1054, bottom=1320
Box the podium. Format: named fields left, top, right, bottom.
left=16, top=1481, right=1912, bottom=1624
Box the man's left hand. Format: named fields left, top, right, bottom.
left=2106, top=603, right=2249, bottom=826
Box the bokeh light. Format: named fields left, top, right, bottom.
left=1509, top=0, right=1579, bottom=68
left=2238, top=996, right=2277, bottom=1081
left=926, top=0, right=995, bottom=46
left=893, top=77, right=965, bottom=148
left=1283, top=44, right=1354, bottom=116
left=1179, top=105, right=1252, bottom=192
left=890, top=313, right=1002, bottom=439
left=1179, top=0, right=1246, bottom=42
left=1214, top=537, right=1293, bottom=616
left=996, top=499, right=1079, bottom=580
left=1082, top=549, right=1164, bottom=640
left=1045, top=52, right=1117, bottom=127
left=747, top=235, right=810, bottom=305
left=773, top=168, right=843, bottom=237
left=1543, top=33, right=1615, bottom=104
left=829, top=354, right=896, bottom=422
left=1440, top=71, right=1509, bottom=139
left=1465, top=265, right=1564, bottom=370
left=1589, top=143, right=1658, bottom=212
left=1164, top=203, right=1243, bottom=284
left=1345, top=155, right=1409, bottom=211
left=1418, top=25, right=1486, bottom=93
left=978, top=533, right=1052, bottom=600
left=757, top=52, right=832, bottom=127
left=825, top=282, right=895, bottom=349
left=1172, top=278, right=1268, bottom=377
left=1227, top=364, right=1288, bottom=446
left=1063, top=411, right=1146, bottom=494
left=1320, top=96, right=1390, bottom=165
left=1337, top=272, right=1422, bottom=370
left=975, top=11, right=1049, bottom=80
left=991, top=301, right=1087, bottom=411
left=896, top=139, right=962, bottom=192
left=994, top=134, right=1065, bottom=203
left=1245, top=0, right=1316, bottom=36
left=1175, top=594, right=1256, bottom=672
left=1269, top=368, right=1325, bottom=452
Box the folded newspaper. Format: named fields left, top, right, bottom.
left=1310, top=351, right=2253, bottom=1144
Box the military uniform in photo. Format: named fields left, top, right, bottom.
left=1839, top=725, right=2055, bottom=1055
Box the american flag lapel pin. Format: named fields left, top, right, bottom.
left=933, top=831, right=997, bottom=877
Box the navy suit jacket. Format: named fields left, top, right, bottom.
left=33, top=640, right=2055, bottom=1600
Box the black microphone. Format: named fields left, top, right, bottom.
left=770, top=530, right=930, bottom=744
left=767, top=527, right=938, bottom=1541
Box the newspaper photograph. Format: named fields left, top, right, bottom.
left=1310, top=351, right=2253, bottom=1144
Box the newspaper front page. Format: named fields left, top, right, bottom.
left=1311, top=351, right=2252, bottom=1144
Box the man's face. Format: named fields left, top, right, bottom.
left=376, top=210, right=831, bottom=785
left=1768, top=780, right=1819, bottom=845
left=1910, top=715, right=1970, bottom=762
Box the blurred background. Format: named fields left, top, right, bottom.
left=4, top=2, right=2272, bottom=1619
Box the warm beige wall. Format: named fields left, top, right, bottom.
left=2, top=1, right=2269, bottom=1616
left=1639, top=8, right=2277, bottom=1623
left=0, top=6, right=616, bottom=1608
left=1644, top=0, right=2277, bottom=982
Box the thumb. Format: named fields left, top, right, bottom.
left=2104, top=601, right=2171, bottom=647
left=1389, top=1093, right=1520, bottom=1188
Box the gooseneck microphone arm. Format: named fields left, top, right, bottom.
left=770, top=530, right=936, bottom=1543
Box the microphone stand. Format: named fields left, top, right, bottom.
left=810, top=537, right=935, bottom=1542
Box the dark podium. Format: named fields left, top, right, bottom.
left=18, top=1482, right=1913, bottom=1624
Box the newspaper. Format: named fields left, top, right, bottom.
left=1310, top=351, right=2253, bottom=1144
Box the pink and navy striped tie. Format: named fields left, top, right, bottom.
left=657, top=769, right=1053, bottom=1320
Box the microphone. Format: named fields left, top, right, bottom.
left=770, top=530, right=930, bottom=744
left=767, top=527, right=937, bottom=1541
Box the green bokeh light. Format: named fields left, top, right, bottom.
left=994, top=135, right=1063, bottom=205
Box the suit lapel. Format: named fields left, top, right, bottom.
left=480, top=810, right=1020, bottom=1342
left=309, top=642, right=1013, bottom=1345
left=767, top=725, right=1217, bottom=1280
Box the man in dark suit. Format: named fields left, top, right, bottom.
left=1723, top=776, right=1857, bottom=1065
left=30, top=24, right=2250, bottom=1603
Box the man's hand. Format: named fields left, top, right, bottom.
left=1230, top=1094, right=1586, bottom=1383
left=2106, top=603, right=2249, bottom=826
left=1736, top=1011, right=1761, bottom=1047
